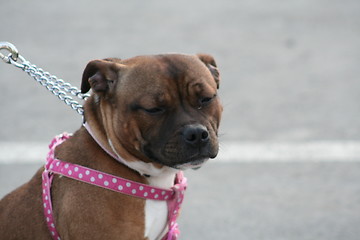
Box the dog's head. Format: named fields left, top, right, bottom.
left=81, top=54, right=222, bottom=170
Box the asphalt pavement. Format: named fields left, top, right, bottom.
left=1, top=162, right=360, bottom=240
left=1, top=0, right=360, bottom=239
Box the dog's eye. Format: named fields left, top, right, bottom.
left=201, top=97, right=213, bottom=104
left=199, top=94, right=216, bottom=106
left=143, top=107, right=165, bottom=115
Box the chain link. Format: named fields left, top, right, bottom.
left=1, top=42, right=89, bottom=115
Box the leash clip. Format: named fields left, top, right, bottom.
left=0, top=42, right=19, bottom=63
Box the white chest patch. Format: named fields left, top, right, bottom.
left=143, top=167, right=178, bottom=240
left=144, top=199, right=168, bottom=240
left=107, top=140, right=178, bottom=239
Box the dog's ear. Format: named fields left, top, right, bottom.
left=81, top=59, right=123, bottom=94
left=196, top=54, right=220, bottom=89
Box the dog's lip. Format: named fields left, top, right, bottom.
left=174, top=158, right=209, bottom=170
left=142, top=144, right=215, bottom=169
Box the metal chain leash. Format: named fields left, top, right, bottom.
left=0, top=42, right=90, bottom=115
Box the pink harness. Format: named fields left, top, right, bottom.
left=42, top=132, right=187, bottom=240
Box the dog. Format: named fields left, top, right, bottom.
left=0, top=53, right=222, bottom=240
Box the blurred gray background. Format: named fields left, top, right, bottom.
left=1, top=0, right=360, bottom=239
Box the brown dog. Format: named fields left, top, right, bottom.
left=0, top=53, right=222, bottom=240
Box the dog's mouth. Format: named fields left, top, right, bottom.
left=173, top=158, right=210, bottom=170
left=142, top=144, right=215, bottom=170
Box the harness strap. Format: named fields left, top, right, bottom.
left=42, top=134, right=68, bottom=240
left=165, top=171, right=187, bottom=240
left=46, top=158, right=174, bottom=201
left=42, top=133, right=187, bottom=240
left=42, top=171, right=60, bottom=239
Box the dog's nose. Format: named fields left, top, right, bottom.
left=183, top=124, right=209, bottom=146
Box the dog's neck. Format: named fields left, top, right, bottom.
left=83, top=121, right=178, bottom=189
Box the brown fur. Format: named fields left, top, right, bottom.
left=0, top=53, right=222, bottom=240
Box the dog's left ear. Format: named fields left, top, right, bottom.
left=197, top=54, right=220, bottom=89
left=81, top=59, right=123, bottom=95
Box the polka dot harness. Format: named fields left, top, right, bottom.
left=42, top=133, right=187, bottom=240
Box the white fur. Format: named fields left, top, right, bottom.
left=122, top=157, right=210, bottom=239
left=107, top=140, right=212, bottom=239
left=108, top=139, right=178, bottom=239
left=144, top=168, right=178, bottom=240
left=127, top=163, right=178, bottom=240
